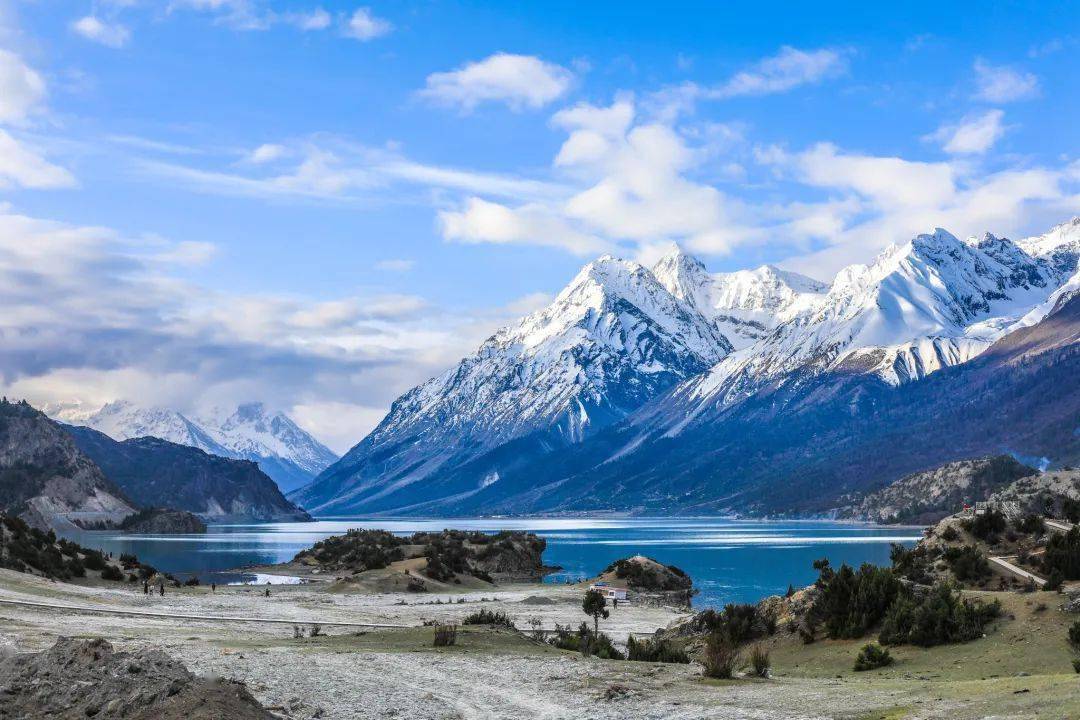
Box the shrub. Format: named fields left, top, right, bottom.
left=939, top=525, right=960, bottom=542
left=690, top=603, right=775, bottom=645
left=817, top=563, right=901, bottom=639
left=462, top=608, right=514, bottom=628
left=890, top=543, right=936, bottom=585
left=183, top=576, right=200, bottom=587
left=1015, top=514, right=1045, bottom=535
left=626, top=635, right=689, bottom=664
left=433, top=624, right=457, bottom=647
left=1068, top=620, right=1080, bottom=648
left=879, top=582, right=1000, bottom=647
left=969, top=509, right=1008, bottom=541
left=748, top=643, right=770, bottom=678
left=702, top=631, right=740, bottom=679
left=82, top=550, right=107, bottom=571
left=100, top=565, right=123, bottom=581
left=1041, top=527, right=1080, bottom=580
left=1073, top=658, right=1080, bottom=674
left=943, top=545, right=991, bottom=582
left=548, top=623, right=583, bottom=652
left=853, top=643, right=893, bottom=671
left=1045, top=568, right=1065, bottom=592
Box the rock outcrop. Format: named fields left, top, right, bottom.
left=0, top=637, right=273, bottom=719
left=595, top=555, right=695, bottom=608
left=118, top=508, right=207, bottom=534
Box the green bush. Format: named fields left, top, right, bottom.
left=100, top=565, right=123, bottom=581
left=853, top=643, right=892, bottom=671
left=1045, top=568, right=1065, bottom=592
left=1068, top=620, right=1080, bottom=648
left=817, top=562, right=902, bottom=639
left=943, top=545, right=991, bottom=582
left=462, top=608, right=514, bottom=628
left=939, top=525, right=960, bottom=542
left=968, top=509, right=1007, bottom=541
left=702, top=631, right=740, bottom=679
left=626, top=635, right=689, bottom=664
left=82, top=550, right=107, bottom=571
left=1015, top=514, right=1045, bottom=535
left=748, top=643, right=770, bottom=678
left=1041, top=527, right=1080, bottom=580
left=879, top=582, right=1000, bottom=647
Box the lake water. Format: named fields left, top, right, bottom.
left=62, top=517, right=922, bottom=608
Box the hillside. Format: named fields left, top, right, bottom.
left=0, top=400, right=134, bottom=530
left=834, top=456, right=1038, bottom=524
left=65, top=425, right=311, bottom=523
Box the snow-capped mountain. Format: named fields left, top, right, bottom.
left=651, top=246, right=828, bottom=349
left=291, top=254, right=735, bottom=514
left=51, top=401, right=337, bottom=493
left=667, top=225, right=1075, bottom=426
left=295, top=217, right=1080, bottom=517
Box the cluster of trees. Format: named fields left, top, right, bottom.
left=0, top=514, right=133, bottom=582
left=1041, top=526, right=1080, bottom=580
left=602, top=558, right=691, bottom=591
left=299, top=529, right=407, bottom=572
left=800, top=556, right=1000, bottom=649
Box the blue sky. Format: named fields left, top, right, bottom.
left=0, top=1, right=1077, bottom=450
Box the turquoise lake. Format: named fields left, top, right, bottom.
left=64, top=517, right=922, bottom=608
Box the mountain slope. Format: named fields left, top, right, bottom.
left=53, top=401, right=337, bottom=493
left=0, top=400, right=135, bottom=530
left=65, top=425, right=311, bottom=522
left=291, top=255, right=735, bottom=515
left=446, top=289, right=1080, bottom=517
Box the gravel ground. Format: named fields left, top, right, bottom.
left=0, top=569, right=953, bottom=719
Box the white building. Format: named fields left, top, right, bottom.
left=589, top=582, right=628, bottom=601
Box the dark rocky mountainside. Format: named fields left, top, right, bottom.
left=0, top=637, right=273, bottom=720
left=118, top=507, right=207, bottom=534
left=834, top=456, right=1038, bottom=524
left=66, top=425, right=311, bottom=523
left=0, top=400, right=134, bottom=530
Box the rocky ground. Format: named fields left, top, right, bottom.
left=0, top=568, right=1077, bottom=718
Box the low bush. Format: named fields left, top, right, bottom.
left=433, top=624, right=457, bottom=647
left=1068, top=620, right=1080, bottom=648
left=748, top=643, right=770, bottom=678
left=1045, top=568, right=1065, bottom=592
left=968, top=509, right=1008, bottom=541
left=943, top=545, right=991, bottom=582
left=816, top=561, right=902, bottom=639
left=626, top=635, right=689, bottom=664
left=878, top=582, right=1000, bottom=647
left=1041, top=526, right=1080, bottom=580
left=183, top=576, right=200, bottom=587
left=100, top=565, right=123, bottom=581
left=551, top=622, right=623, bottom=659
left=853, top=643, right=892, bottom=671
left=462, top=608, right=514, bottom=628
left=1015, top=514, right=1045, bottom=535
left=701, top=631, right=740, bottom=679
left=939, top=525, right=960, bottom=542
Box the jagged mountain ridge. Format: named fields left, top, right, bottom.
left=291, top=253, right=752, bottom=515
left=52, top=401, right=337, bottom=493
left=297, top=218, right=1080, bottom=517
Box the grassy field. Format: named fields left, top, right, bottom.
left=762, top=589, right=1080, bottom=719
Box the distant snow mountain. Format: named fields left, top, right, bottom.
left=51, top=401, right=337, bottom=493
left=295, top=217, right=1080, bottom=517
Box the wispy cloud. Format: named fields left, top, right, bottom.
left=973, top=59, right=1039, bottom=102
left=71, top=16, right=131, bottom=48
left=925, top=109, right=1008, bottom=155
left=420, top=53, right=574, bottom=112
left=708, top=46, right=849, bottom=99
left=0, top=49, right=46, bottom=123
left=343, top=7, right=392, bottom=40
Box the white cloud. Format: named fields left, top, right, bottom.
left=0, top=130, right=77, bottom=189
left=708, top=46, right=848, bottom=99
left=374, top=258, right=415, bottom=271
left=0, top=49, right=46, bottom=123
left=440, top=197, right=609, bottom=256
left=420, top=53, right=573, bottom=112
left=71, top=16, right=131, bottom=48
left=246, top=142, right=287, bottom=163
left=343, top=7, right=392, bottom=41
left=973, top=59, right=1039, bottom=102
left=926, top=109, right=1007, bottom=155
left=287, top=8, right=331, bottom=31
left=0, top=207, right=537, bottom=450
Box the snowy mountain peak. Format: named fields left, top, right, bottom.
left=49, top=401, right=337, bottom=493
